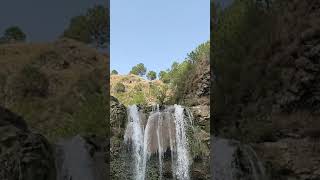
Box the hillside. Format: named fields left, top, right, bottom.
left=212, top=0, right=320, bottom=179
left=0, top=38, right=108, bottom=140
left=111, top=74, right=170, bottom=106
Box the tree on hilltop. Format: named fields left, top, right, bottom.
left=147, top=71, right=157, bottom=80
left=130, top=63, right=147, bottom=76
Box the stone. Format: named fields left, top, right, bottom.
left=0, top=106, right=56, bottom=180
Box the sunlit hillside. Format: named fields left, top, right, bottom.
left=111, top=74, right=171, bottom=106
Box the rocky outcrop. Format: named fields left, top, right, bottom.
left=185, top=59, right=210, bottom=106
left=213, top=1, right=320, bottom=179
left=0, top=106, right=56, bottom=180
left=110, top=97, right=129, bottom=179
left=190, top=105, right=210, bottom=133
left=110, top=96, right=127, bottom=129
left=256, top=138, right=320, bottom=180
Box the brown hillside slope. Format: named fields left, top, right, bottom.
left=0, top=38, right=108, bottom=140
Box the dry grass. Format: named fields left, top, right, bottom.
left=0, top=38, right=109, bottom=141
left=110, top=74, right=171, bottom=106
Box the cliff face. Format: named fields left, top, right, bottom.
left=257, top=3, right=320, bottom=177
left=213, top=0, right=320, bottom=179
left=184, top=56, right=210, bottom=106
left=0, top=106, right=56, bottom=180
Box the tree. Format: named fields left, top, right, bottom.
left=3, top=26, right=26, bottom=42
left=86, top=5, right=109, bottom=47
left=146, top=71, right=157, bottom=80
left=111, top=70, right=118, bottom=75
left=63, top=5, right=109, bottom=48
left=130, top=63, right=147, bottom=76
left=63, top=15, right=91, bottom=44
left=159, top=71, right=170, bottom=83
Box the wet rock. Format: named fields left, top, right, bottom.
left=256, top=138, right=320, bottom=179
left=212, top=137, right=268, bottom=180
left=190, top=105, right=210, bottom=133
left=0, top=106, right=56, bottom=180
left=110, top=96, right=127, bottom=129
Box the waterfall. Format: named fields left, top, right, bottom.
left=124, top=105, right=144, bottom=180
left=157, top=111, right=163, bottom=180
left=212, top=137, right=268, bottom=180
left=55, top=135, right=95, bottom=180
left=174, top=105, right=190, bottom=180
left=124, top=104, right=192, bottom=180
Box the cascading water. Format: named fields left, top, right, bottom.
left=124, top=104, right=192, bottom=180
left=174, top=105, right=190, bottom=180
left=156, top=108, right=163, bottom=180
left=124, top=105, right=144, bottom=180
left=55, top=135, right=95, bottom=180
left=212, top=137, right=268, bottom=180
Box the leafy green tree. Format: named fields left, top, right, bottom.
left=187, top=41, right=210, bottom=64
left=159, top=71, right=170, bottom=83
left=130, top=63, right=147, bottom=76
left=63, top=5, right=109, bottom=48
left=63, top=15, right=91, bottom=44
left=3, top=26, right=26, bottom=42
left=111, top=70, right=118, bottom=75
left=146, top=71, right=157, bottom=80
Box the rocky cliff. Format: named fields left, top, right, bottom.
left=0, top=106, right=56, bottom=180
left=213, top=0, right=320, bottom=179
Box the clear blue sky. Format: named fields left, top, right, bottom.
left=111, top=0, right=210, bottom=75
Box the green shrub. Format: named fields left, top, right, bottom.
left=72, top=94, right=107, bottom=136
left=111, top=70, right=118, bottom=75
left=150, top=83, right=169, bottom=105
left=14, top=65, right=49, bottom=98
left=114, top=82, right=125, bottom=93
left=130, top=91, right=146, bottom=105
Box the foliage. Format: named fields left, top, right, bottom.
left=157, top=41, right=209, bottom=103
left=188, top=41, right=210, bottom=64
left=114, top=82, right=126, bottom=93
left=14, top=65, right=49, bottom=98
left=2, top=26, right=26, bottom=42
left=111, top=69, right=118, bottom=75
left=63, top=5, right=109, bottom=48
left=149, top=83, right=169, bottom=105
left=212, top=0, right=279, bottom=135
left=158, top=71, right=170, bottom=83
left=72, top=94, right=107, bottom=136
left=63, top=15, right=91, bottom=44
left=131, top=91, right=146, bottom=105
left=130, top=63, right=147, bottom=76
left=146, top=71, right=157, bottom=80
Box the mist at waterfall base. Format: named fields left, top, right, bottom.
left=55, top=135, right=106, bottom=180
left=212, top=137, right=268, bottom=180
left=124, top=104, right=193, bottom=180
